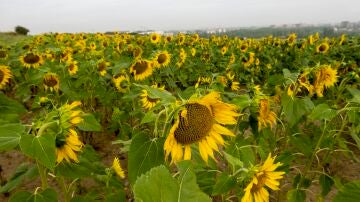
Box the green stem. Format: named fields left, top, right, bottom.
left=36, top=161, right=48, bottom=190
left=57, top=176, right=70, bottom=202
left=37, top=121, right=58, bottom=137
left=303, top=121, right=327, bottom=177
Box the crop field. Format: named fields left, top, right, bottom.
left=0, top=32, right=359, bottom=202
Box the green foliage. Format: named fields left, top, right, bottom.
left=333, top=181, right=360, bottom=202
left=14, top=25, right=30, bottom=35
left=0, top=123, right=25, bottom=151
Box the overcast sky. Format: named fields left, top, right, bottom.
left=1, top=0, right=359, bottom=34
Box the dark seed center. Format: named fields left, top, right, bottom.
left=24, top=53, right=40, bottom=64
left=174, top=103, right=213, bottom=144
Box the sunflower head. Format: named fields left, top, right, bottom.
left=56, top=128, right=83, bottom=163
left=164, top=92, right=240, bottom=164
left=140, top=84, right=165, bottom=110
left=132, top=46, right=143, bottom=59
left=0, top=49, right=8, bottom=60
left=316, top=42, right=329, bottom=53
left=257, top=98, right=277, bottom=131
left=221, top=46, right=228, bottom=55
left=150, top=33, right=161, bottom=44
left=239, top=43, right=248, bottom=52
left=112, top=157, right=125, bottom=179
left=97, top=59, right=110, bottom=76
left=153, top=51, right=171, bottom=68
left=0, top=65, right=12, bottom=90
left=43, top=73, right=60, bottom=92
left=113, top=74, right=130, bottom=93
left=287, top=33, right=297, bottom=45
left=67, top=60, right=79, bottom=75
left=20, top=52, right=44, bottom=68
left=313, top=65, right=337, bottom=97
left=129, top=59, right=153, bottom=81
left=241, top=154, right=285, bottom=202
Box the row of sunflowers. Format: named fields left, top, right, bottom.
left=0, top=31, right=360, bottom=202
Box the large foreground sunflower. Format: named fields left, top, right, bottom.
left=0, top=65, right=12, bottom=90
left=129, top=59, right=153, bottom=81
left=164, top=92, right=240, bottom=164
left=19, top=52, right=44, bottom=68
left=241, top=154, right=285, bottom=202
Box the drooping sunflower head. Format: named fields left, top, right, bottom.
left=113, top=74, right=130, bottom=93
left=150, top=33, right=161, bottom=44
left=19, top=52, right=44, bottom=68
left=316, top=42, right=329, bottom=53
left=129, top=59, right=153, bottom=81
left=164, top=92, right=240, bottom=164
left=241, top=154, right=285, bottom=202
left=43, top=73, right=60, bottom=92
left=153, top=51, right=171, bottom=68
left=56, top=128, right=83, bottom=164
left=313, top=65, right=337, bottom=97
left=241, top=52, right=255, bottom=67
left=59, top=101, right=83, bottom=130
left=257, top=98, right=277, bottom=131
left=0, top=65, right=12, bottom=90
left=140, top=84, right=165, bottom=110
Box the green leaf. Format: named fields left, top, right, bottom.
left=283, top=69, right=299, bottom=85
left=77, top=113, right=102, bottom=132
left=176, top=161, right=212, bottom=202
left=0, top=123, right=25, bottom=151
left=287, top=189, right=306, bottom=202
left=309, top=104, right=337, bottom=121
left=212, top=173, right=237, bottom=196
left=133, top=165, right=179, bottom=202
left=135, top=84, right=176, bottom=105
left=0, top=93, right=27, bottom=114
left=231, top=94, right=251, bottom=109
left=333, top=181, right=360, bottom=202
left=282, top=95, right=313, bottom=127
left=9, top=191, right=32, bottom=202
left=9, top=188, right=57, bottom=202
left=141, top=111, right=157, bottom=124
left=20, top=133, right=56, bottom=170
left=0, top=163, right=37, bottom=193
left=128, top=134, right=165, bottom=185
left=319, top=174, right=334, bottom=197
left=347, top=88, right=360, bottom=104
left=223, top=151, right=243, bottom=171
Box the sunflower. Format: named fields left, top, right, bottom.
left=97, top=59, right=111, bottom=76
left=164, top=92, right=240, bottom=164
left=43, top=73, right=60, bottom=92
left=56, top=128, right=83, bottom=163
left=241, top=154, right=285, bottom=202
left=19, top=52, right=44, bottom=68
left=153, top=51, right=171, bottom=68
left=257, top=98, right=276, bottom=131
left=191, top=48, right=196, bottom=57
left=132, top=46, right=143, bottom=59
left=226, top=73, right=240, bottom=91
left=177, top=33, right=186, bottom=45
left=165, top=35, right=173, bottom=43
left=67, top=60, right=79, bottom=75
left=229, top=53, right=236, bottom=65
left=307, top=35, right=314, bottom=45
left=89, top=42, right=97, bottom=50
left=150, top=33, right=161, bottom=44
left=140, top=84, right=165, bottom=110
left=242, top=52, right=255, bottom=67
left=313, top=65, right=337, bottom=97
left=0, top=49, right=8, bottom=60
left=339, top=34, right=346, bottom=45
left=59, top=101, right=83, bottom=129
left=239, top=43, right=248, bottom=52
left=113, top=74, right=130, bottom=93
left=195, top=77, right=211, bottom=89
left=129, top=59, right=153, bottom=81
left=287, top=33, right=297, bottom=45
left=0, top=65, right=12, bottom=90
left=221, top=46, right=228, bottom=55
left=316, top=42, right=329, bottom=53
left=298, top=72, right=314, bottom=95
left=112, top=157, right=125, bottom=179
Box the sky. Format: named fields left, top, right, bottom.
left=0, top=0, right=359, bottom=34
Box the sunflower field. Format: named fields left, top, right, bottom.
left=0, top=32, right=360, bottom=202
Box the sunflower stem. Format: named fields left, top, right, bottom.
left=37, top=121, right=58, bottom=137
left=303, top=120, right=327, bottom=179
left=36, top=161, right=48, bottom=190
